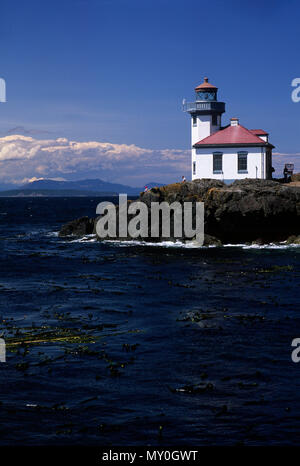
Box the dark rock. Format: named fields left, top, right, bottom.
left=291, top=173, right=300, bottom=182
left=202, top=179, right=300, bottom=243
left=286, top=235, right=300, bottom=244
left=203, top=234, right=223, bottom=247
left=59, top=179, right=300, bottom=244
left=251, top=238, right=266, bottom=246
left=58, top=216, right=95, bottom=237
left=140, top=179, right=225, bottom=206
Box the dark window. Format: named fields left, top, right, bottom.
left=193, top=161, right=196, bottom=175
left=238, top=152, right=248, bottom=173
left=192, top=115, right=197, bottom=126
left=213, top=152, right=223, bottom=173
left=212, top=114, right=218, bottom=126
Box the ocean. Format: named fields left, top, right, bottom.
left=0, top=197, right=299, bottom=446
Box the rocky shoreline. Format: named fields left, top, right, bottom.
left=59, top=179, right=300, bottom=246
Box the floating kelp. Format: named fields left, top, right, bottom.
left=256, top=265, right=294, bottom=274
left=5, top=328, right=98, bottom=348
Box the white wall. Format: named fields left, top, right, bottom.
left=191, top=114, right=221, bottom=146
left=258, top=135, right=268, bottom=142
left=192, top=146, right=268, bottom=180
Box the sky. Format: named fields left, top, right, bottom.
left=0, top=0, right=300, bottom=187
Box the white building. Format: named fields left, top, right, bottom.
left=183, top=77, right=274, bottom=182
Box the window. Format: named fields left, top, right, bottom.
left=192, top=115, right=197, bottom=126
left=213, top=152, right=223, bottom=173
left=193, top=161, right=196, bottom=175
left=212, top=114, right=218, bottom=126
left=238, top=152, right=248, bottom=173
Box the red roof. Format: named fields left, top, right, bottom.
left=249, top=129, right=269, bottom=136
left=194, top=124, right=274, bottom=147
left=195, top=77, right=217, bottom=91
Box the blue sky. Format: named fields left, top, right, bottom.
left=0, top=0, right=299, bottom=186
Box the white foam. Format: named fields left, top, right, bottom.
left=69, top=234, right=97, bottom=243
left=102, top=239, right=209, bottom=249
left=46, top=231, right=59, bottom=237
left=103, top=239, right=300, bottom=250
left=224, top=242, right=300, bottom=250
left=60, top=234, right=300, bottom=250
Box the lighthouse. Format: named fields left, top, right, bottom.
left=183, top=77, right=274, bottom=182
left=184, top=77, right=225, bottom=145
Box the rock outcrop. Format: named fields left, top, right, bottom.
left=59, top=216, right=95, bottom=237
left=291, top=173, right=300, bottom=182
left=59, top=179, right=300, bottom=245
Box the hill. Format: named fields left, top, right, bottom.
left=0, top=179, right=165, bottom=197
left=0, top=189, right=119, bottom=197
left=19, top=178, right=141, bottom=194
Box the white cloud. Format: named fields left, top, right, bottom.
left=0, top=134, right=190, bottom=186
left=1, top=134, right=296, bottom=185
left=18, top=176, right=67, bottom=184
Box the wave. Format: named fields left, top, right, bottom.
left=45, top=231, right=59, bottom=237
left=69, top=234, right=97, bottom=243
left=58, top=234, right=300, bottom=250
left=223, top=242, right=300, bottom=250
left=103, top=239, right=205, bottom=248
left=103, top=239, right=300, bottom=250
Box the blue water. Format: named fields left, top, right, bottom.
left=0, top=197, right=299, bottom=445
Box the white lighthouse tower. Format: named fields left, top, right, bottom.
left=183, top=77, right=274, bottom=181
left=183, top=77, right=225, bottom=146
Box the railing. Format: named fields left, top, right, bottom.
left=183, top=101, right=225, bottom=113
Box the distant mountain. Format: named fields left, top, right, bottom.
left=0, top=189, right=119, bottom=197
left=20, top=178, right=142, bottom=194
left=0, top=178, right=165, bottom=197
